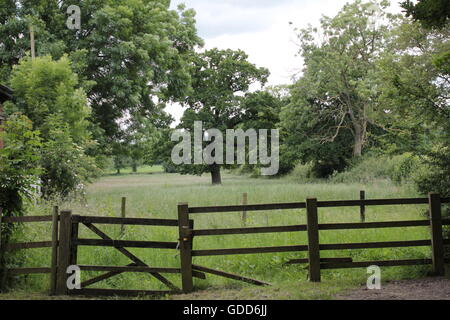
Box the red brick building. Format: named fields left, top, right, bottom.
left=0, top=84, right=14, bottom=149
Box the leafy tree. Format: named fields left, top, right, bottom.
left=5, top=56, right=99, bottom=197
left=0, top=0, right=203, bottom=142
left=176, top=48, right=269, bottom=184
left=376, top=15, right=449, bottom=202
left=401, top=0, right=450, bottom=29
left=39, top=114, right=100, bottom=198
left=0, top=114, right=41, bottom=290
left=8, top=56, right=91, bottom=143
left=289, top=0, right=399, bottom=158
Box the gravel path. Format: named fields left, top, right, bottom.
left=336, top=277, right=450, bottom=300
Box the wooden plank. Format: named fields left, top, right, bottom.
left=187, top=197, right=450, bottom=215
left=360, top=190, right=366, bottom=222
left=192, top=225, right=307, bottom=236
left=1, top=215, right=54, bottom=223
left=49, top=207, right=59, bottom=296
left=3, top=241, right=53, bottom=250
left=178, top=203, right=193, bottom=293
left=79, top=264, right=205, bottom=288
left=317, top=198, right=429, bottom=208
left=121, top=197, right=126, bottom=235
left=306, top=198, right=320, bottom=282
left=6, top=267, right=51, bottom=275
left=318, top=220, right=430, bottom=230
left=70, top=288, right=177, bottom=297
left=70, top=220, right=79, bottom=266
left=75, top=239, right=178, bottom=249
left=192, top=265, right=270, bottom=286
left=56, top=211, right=72, bottom=295
left=320, top=259, right=433, bottom=269
left=188, top=202, right=307, bottom=214
left=73, top=215, right=178, bottom=227
left=82, top=222, right=179, bottom=292
left=320, top=239, right=431, bottom=251
left=429, top=193, right=445, bottom=276
left=0, top=208, right=3, bottom=252
left=78, top=265, right=184, bottom=273
left=192, top=245, right=308, bottom=257
left=241, top=192, right=248, bottom=226
left=284, top=257, right=353, bottom=265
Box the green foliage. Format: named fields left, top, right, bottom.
left=412, top=145, right=450, bottom=197
left=6, top=56, right=100, bottom=198
left=285, top=0, right=399, bottom=159
left=8, top=56, right=91, bottom=143
left=330, top=153, right=421, bottom=184
left=174, top=49, right=270, bottom=184
left=39, top=115, right=100, bottom=199
left=0, top=113, right=42, bottom=216
left=0, top=113, right=41, bottom=291
left=401, top=0, right=450, bottom=29
left=288, top=162, right=316, bottom=183
left=0, top=0, right=203, bottom=140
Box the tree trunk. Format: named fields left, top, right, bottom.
left=352, top=122, right=364, bottom=157
left=210, top=164, right=222, bottom=185
left=116, top=168, right=121, bottom=175
left=132, top=163, right=137, bottom=173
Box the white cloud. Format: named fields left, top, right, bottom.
left=167, top=0, right=403, bottom=124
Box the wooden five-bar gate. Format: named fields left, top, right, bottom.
left=0, top=193, right=449, bottom=297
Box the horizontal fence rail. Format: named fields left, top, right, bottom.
left=72, top=216, right=180, bottom=227
left=1, top=193, right=449, bottom=297
left=187, top=197, right=450, bottom=214
left=181, top=193, right=450, bottom=288
left=75, top=239, right=179, bottom=249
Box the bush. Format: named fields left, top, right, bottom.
left=0, top=114, right=42, bottom=291
left=288, top=162, right=316, bottom=182
left=330, top=153, right=422, bottom=184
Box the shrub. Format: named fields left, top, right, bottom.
left=288, top=162, right=316, bottom=183
left=330, top=153, right=422, bottom=184
left=0, top=114, right=41, bottom=291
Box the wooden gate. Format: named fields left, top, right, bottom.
left=58, top=213, right=204, bottom=297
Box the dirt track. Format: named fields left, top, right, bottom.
left=336, top=277, right=450, bottom=300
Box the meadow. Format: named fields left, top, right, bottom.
left=5, top=168, right=436, bottom=300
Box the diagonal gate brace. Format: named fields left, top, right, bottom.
left=82, top=222, right=180, bottom=292
left=192, top=264, right=270, bottom=286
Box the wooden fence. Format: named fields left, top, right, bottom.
left=0, top=193, right=449, bottom=296
left=178, top=192, right=450, bottom=290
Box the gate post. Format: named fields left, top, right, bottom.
left=306, top=198, right=321, bottom=282
left=56, top=210, right=72, bottom=295
left=49, top=206, right=59, bottom=295
left=178, top=203, right=193, bottom=293
left=360, top=190, right=366, bottom=223
left=428, top=193, right=445, bottom=276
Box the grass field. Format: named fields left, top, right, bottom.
left=3, top=169, right=438, bottom=300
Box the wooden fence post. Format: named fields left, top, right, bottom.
left=56, top=210, right=72, bottom=295
left=0, top=207, right=3, bottom=251
left=306, top=198, right=321, bottom=282
left=120, top=197, right=126, bottom=235
left=360, top=190, right=366, bottom=223
left=70, top=218, right=79, bottom=266
left=49, top=206, right=59, bottom=295
left=428, top=193, right=445, bottom=276
left=241, top=192, right=248, bottom=226
left=178, top=203, right=193, bottom=293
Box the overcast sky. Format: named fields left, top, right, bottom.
left=166, top=0, right=403, bottom=123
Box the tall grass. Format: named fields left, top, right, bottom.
left=10, top=172, right=432, bottom=295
